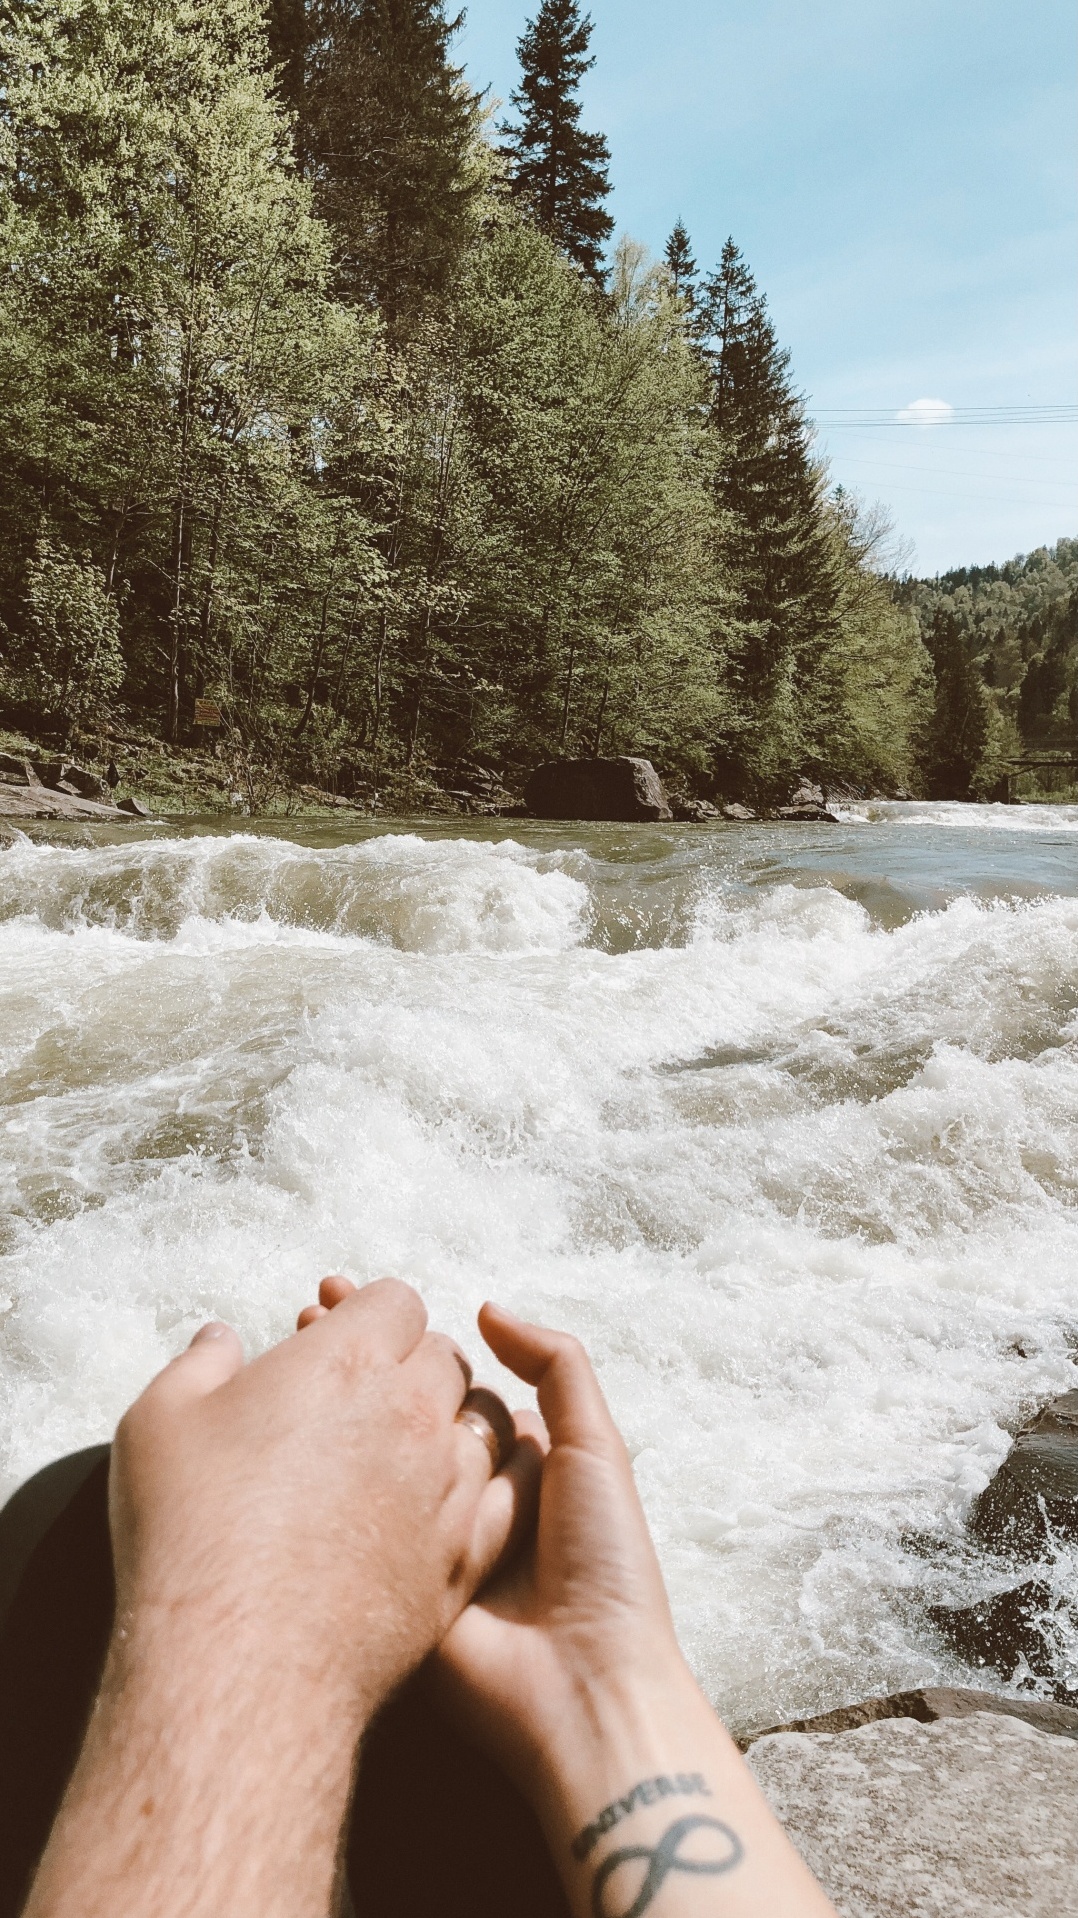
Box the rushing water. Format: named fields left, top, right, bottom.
left=2, top=801, right=1078, bottom=1730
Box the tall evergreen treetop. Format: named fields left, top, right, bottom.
left=664, top=219, right=697, bottom=304
left=502, top=0, right=612, bottom=282
left=303, top=0, right=483, bottom=329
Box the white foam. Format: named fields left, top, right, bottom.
left=2, top=832, right=1077, bottom=1728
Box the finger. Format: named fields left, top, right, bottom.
left=478, top=1303, right=616, bottom=1453
left=296, top=1302, right=329, bottom=1330
left=151, top=1322, right=245, bottom=1405
left=462, top=1418, right=547, bottom=1591
left=406, top=1330, right=474, bottom=1416
left=318, top=1274, right=358, bottom=1309
left=311, top=1275, right=428, bottom=1364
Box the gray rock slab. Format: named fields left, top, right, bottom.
left=744, top=1684, right=1078, bottom=1745
left=748, top=1712, right=1078, bottom=1917
left=0, top=780, right=123, bottom=820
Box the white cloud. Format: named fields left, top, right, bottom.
left=896, top=396, right=955, bottom=426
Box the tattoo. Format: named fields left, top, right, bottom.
left=571, top=1773, right=711, bottom=1862
left=590, top=1815, right=744, bottom=1918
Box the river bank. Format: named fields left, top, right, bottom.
left=0, top=724, right=524, bottom=825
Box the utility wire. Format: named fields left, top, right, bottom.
left=813, top=405, right=1078, bottom=428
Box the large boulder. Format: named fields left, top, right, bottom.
left=748, top=1713, right=1078, bottom=1917
left=524, top=757, right=671, bottom=821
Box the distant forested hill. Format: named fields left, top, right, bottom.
left=0, top=0, right=1070, bottom=805
left=897, top=541, right=1078, bottom=798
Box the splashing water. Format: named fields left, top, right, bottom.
left=2, top=806, right=1077, bottom=1730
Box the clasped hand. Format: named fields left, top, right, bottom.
left=108, top=1274, right=682, bottom=1779
left=27, top=1277, right=838, bottom=1918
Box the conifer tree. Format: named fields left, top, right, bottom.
left=502, top=0, right=613, bottom=282
left=664, top=220, right=697, bottom=305
left=920, top=608, right=998, bottom=798
left=697, top=239, right=846, bottom=798
left=303, top=0, right=483, bottom=328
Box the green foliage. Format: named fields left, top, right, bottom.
left=904, top=541, right=1078, bottom=768
left=302, top=0, right=486, bottom=329
left=918, top=608, right=1003, bottom=800
left=664, top=221, right=698, bottom=309
left=0, top=0, right=992, bottom=805
left=696, top=240, right=851, bottom=800
left=0, top=0, right=382, bottom=742
left=11, top=534, right=124, bottom=732
left=501, top=0, right=613, bottom=283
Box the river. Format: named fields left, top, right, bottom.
left=2, top=800, right=1077, bottom=1730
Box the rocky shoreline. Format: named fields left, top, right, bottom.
left=0, top=735, right=885, bottom=831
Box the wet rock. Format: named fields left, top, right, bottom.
left=117, top=796, right=151, bottom=817
left=968, top=1387, right=1078, bottom=1557
left=741, top=1684, right=1078, bottom=1748
left=776, top=803, right=840, bottom=822
left=672, top=797, right=720, bottom=822
left=32, top=759, right=111, bottom=801
left=748, top=1712, right=1078, bottom=1918
left=721, top=802, right=756, bottom=821
left=927, top=1580, right=1075, bottom=1698
left=523, top=756, right=672, bottom=822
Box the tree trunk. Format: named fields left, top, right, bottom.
left=559, top=639, right=576, bottom=749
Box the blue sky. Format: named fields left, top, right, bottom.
left=456, top=0, right=1077, bottom=575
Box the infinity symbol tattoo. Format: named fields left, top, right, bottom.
left=591, top=1813, right=744, bottom=1918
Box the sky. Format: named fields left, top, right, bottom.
left=455, top=0, right=1078, bottom=576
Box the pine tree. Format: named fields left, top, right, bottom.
left=303, top=0, right=483, bottom=329
left=664, top=220, right=697, bottom=305
left=697, top=239, right=847, bottom=799
left=920, top=609, right=998, bottom=798
left=502, top=0, right=613, bottom=283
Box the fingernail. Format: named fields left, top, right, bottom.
left=190, top=1322, right=229, bottom=1345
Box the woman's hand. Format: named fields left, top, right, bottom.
left=429, top=1302, right=691, bottom=1792
left=299, top=1285, right=837, bottom=1918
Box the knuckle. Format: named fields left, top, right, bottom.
left=552, top=1330, right=587, bottom=1365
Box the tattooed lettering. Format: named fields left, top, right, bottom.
left=591, top=1815, right=744, bottom=1918
left=572, top=1774, right=711, bottom=1863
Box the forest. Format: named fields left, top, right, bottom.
left=0, top=0, right=1074, bottom=807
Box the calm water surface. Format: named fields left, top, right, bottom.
left=2, top=800, right=1077, bottom=1728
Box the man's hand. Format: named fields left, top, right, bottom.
left=109, top=1277, right=524, bottom=1720
left=25, top=1278, right=533, bottom=1918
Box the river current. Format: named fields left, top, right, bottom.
left=2, top=801, right=1077, bottom=1730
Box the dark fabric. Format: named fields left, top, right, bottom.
left=0, top=1449, right=114, bottom=1918
left=0, top=1450, right=571, bottom=1918
left=352, top=1679, right=570, bottom=1918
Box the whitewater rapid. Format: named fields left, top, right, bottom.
left=2, top=808, right=1077, bottom=1728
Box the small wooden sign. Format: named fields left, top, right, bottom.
left=194, top=699, right=222, bottom=727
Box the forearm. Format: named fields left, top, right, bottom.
left=23, top=1615, right=366, bottom=1918
left=524, top=1662, right=837, bottom=1918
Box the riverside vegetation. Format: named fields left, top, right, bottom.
left=0, top=0, right=1075, bottom=815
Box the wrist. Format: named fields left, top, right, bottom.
left=25, top=1609, right=369, bottom=1918
left=519, top=1655, right=726, bottom=1833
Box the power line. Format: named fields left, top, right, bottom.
left=813, top=405, right=1078, bottom=429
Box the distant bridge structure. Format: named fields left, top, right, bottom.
left=997, top=755, right=1077, bottom=801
